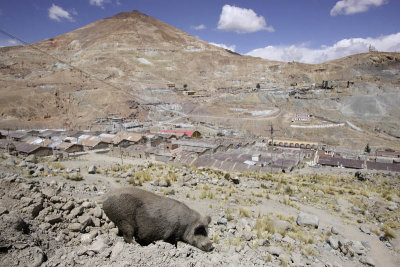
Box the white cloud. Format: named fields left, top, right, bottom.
left=0, top=39, right=21, bottom=47
left=48, top=4, right=75, bottom=22
left=246, top=32, right=400, bottom=64
left=217, top=5, right=274, bottom=34
left=330, top=0, right=388, bottom=16
left=192, top=24, right=206, bottom=30
left=209, top=42, right=236, bottom=52
left=7, top=39, right=18, bottom=45
left=90, top=0, right=111, bottom=8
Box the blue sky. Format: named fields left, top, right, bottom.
left=0, top=0, right=399, bottom=63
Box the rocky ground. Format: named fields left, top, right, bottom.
left=0, top=152, right=399, bottom=266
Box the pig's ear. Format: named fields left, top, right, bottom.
left=205, top=215, right=211, bottom=224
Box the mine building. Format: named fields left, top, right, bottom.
left=269, top=138, right=318, bottom=150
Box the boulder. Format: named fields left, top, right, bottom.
left=328, top=236, right=339, bottom=250
left=36, top=165, right=45, bottom=172
left=352, top=241, right=366, bottom=255
left=25, top=154, right=38, bottom=163
left=45, top=214, right=62, bottom=224
left=81, top=201, right=93, bottom=209
left=217, top=217, right=227, bottom=225
left=88, top=165, right=97, bottom=174
left=62, top=201, right=75, bottom=211
left=31, top=247, right=45, bottom=267
left=110, top=241, right=124, bottom=259
left=91, top=206, right=103, bottom=218
left=352, top=206, right=363, bottom=214
left=68, top=206, right=83, bottom=219
left=387, top=203, right=397, bottom=211
left=355, top=171, right=366, bottom=181
left=159, top=180, right=169, bottom=187
left=18, top=161, right=27, bottom=167
left=39, top=223, right=51, bottom=231
left=296, top=212, right=319, bottom=228
left=272, top=233, right=283, bottom=242
left=88, top=236, right=108, bottom=254
left=282, top=235, right=295, bottom=245
left=360, top=225, right=371, bottom=235
left=68, top=223, right=82, bottom=232
left=30, top=203, right=44, bottom=218
left=271, top=219, right=292, bottom=233
left=78, top=215, right=93, bottom=229
left=2, top=211, right=29, bottom=233
left=267, top=246, right=283, bottom=256
left=0, top=206, right=9, bottom=216
left=42, top=187, right=59, bottom=199
left=331, top=226, right=339, bottom=235
left=2, top=158, right=16, bottom=166
left=81, top=233, right=93, bottom=245
left=359, top=257, right=376, bottom=267
left=242, top=231, right=253, bottom=241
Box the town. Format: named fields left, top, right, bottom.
left=1, top=126, right=399, bottom=174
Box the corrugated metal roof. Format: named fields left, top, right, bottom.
left=25, top=137, right=43, bottom=145
left=0, top=139, right=14, bottom=149
left=172, top=140, right=217, bottom=149
left=367, top=162, right=400, bottom=172
left=113, top=132, right=145, bottom=144
left=9, top=131, right=28, bottom=139
left=80, top=139, right=103, bottom=147
left=56, top=142, right=84, bottom=151
left=14, top=142, right=43, bottom=154
left=39, top=139, right=53, bottom=147
left=318, top=156, right=339, bottom=167
left=159, top=129, right=200, bottom=137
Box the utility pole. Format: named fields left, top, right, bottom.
left=119, top=145, right=124, bottom=166
left=269, top=123, right=280, bottom=174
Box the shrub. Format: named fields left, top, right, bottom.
left=67, top=173, right=83, bottom=181
left=51, top=162, right=65, bottom=170
left=382, top=225, right=397, bottom=240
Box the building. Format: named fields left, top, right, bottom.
left=183, top=91, right=196, bottom=96
left=269, top=138, right=318, bottom=150
left=55, top=142, right=84, bottom=154
left=0, top=139, right=15, bottom=151
left=14, top=142, right=53, bottom=157
left=113, top=132, right=147, bottom=148
left=8, top=131, right=28, bottom=141
left=252, top=154, right=261, bottom=162
left=80, top=139, right=109, bottom=150
left=164, top=142, right=179, bottom=151
left=159, top=129, right=201, bottom=138
left=292, top=113, right=311, bottom=122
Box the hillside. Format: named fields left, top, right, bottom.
left=0, top=10, right=399, bottom=149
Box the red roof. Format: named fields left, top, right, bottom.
left=159, top=130, right=197, bottom=137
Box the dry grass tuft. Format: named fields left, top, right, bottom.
left=239, top=207, right=250, bottom=218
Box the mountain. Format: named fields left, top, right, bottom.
left=0, top=10, right=399, bottom=149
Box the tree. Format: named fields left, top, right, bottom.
left=183, top=84, right=188, bottom=90
left=364, top=143, right=371, bottom=154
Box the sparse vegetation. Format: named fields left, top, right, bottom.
left=381, top=225, right=397, bottom=240
left=238, top=207, right=250, bottom=218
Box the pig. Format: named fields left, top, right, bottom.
left=102, top=187, right=214, bottom=251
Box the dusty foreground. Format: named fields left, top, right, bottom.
left=0, top=152, right=399, bottom=267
